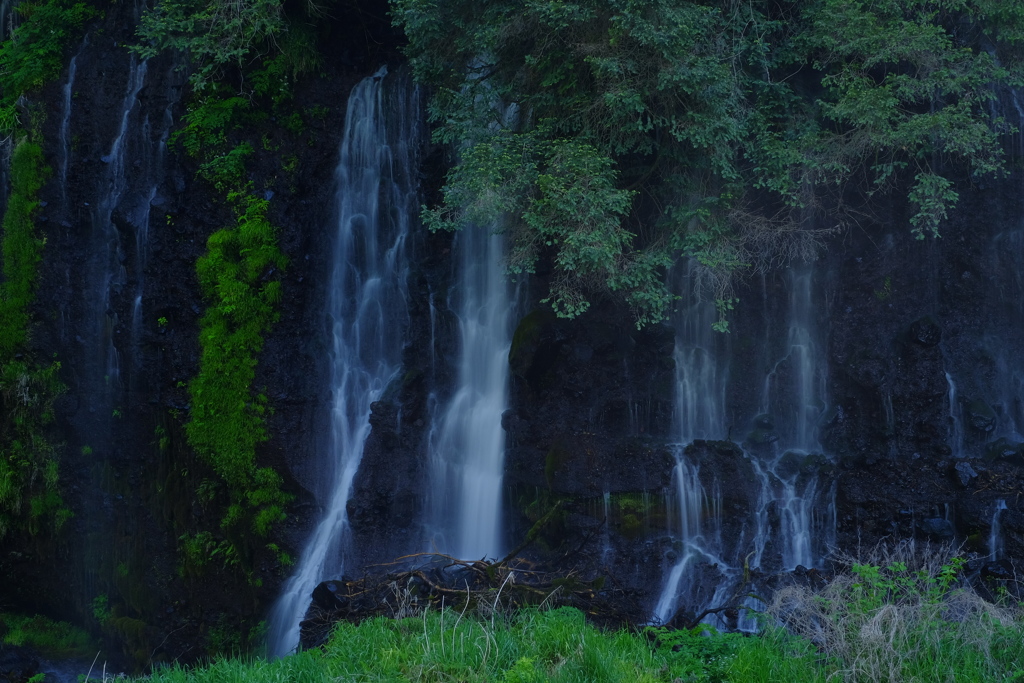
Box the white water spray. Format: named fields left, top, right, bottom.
left=426, top=223, right=513, bottom=560
left=990, top=499, right=1008, bottom=561
left=268, top=68, right=420, bottom=657
left=88, top=57, right=148, bottom=391
left=653, top=260, right=728, bottom=623
left=753, top=266, right=830, bottom=571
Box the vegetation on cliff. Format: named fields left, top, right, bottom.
left=0, top=0, right=97, bottom=133
left=394, top=0, right=1024, bottom=327
left=0, top=137, right=68, bottom=539
left=0, top=0, right=95, bottom=538
left=137, top=5, right=340, bottom=588
left=174, top=83, right=291, bottom=545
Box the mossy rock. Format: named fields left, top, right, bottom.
left=0, top=613, right=95, bottom=658
left=746, top=428, right=779, bottom=446
left=800, top=452, right=831, bottom=476
left=618, top=513, right=643, bottom=538
left=966, top=399, right=997, bottom=433
left=544, top=441, right=569, bottom=490
left=775, top=450, right=804, bottom=479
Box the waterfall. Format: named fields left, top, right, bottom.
left=654, top=257, right=834, bottom=624
left=753, top=265, right=830, bottom=571
left=945, top=372, right=965, bottom=457
left=989, top=499, right=1008, bottom=561
left=652, top=260, right=728, bottom=623
left=268, top=68, right=420, bottom=657
left=86, top=57, right=148, bottom=395
left=74, top=53, right=182, bottom=403
left=127, top=66, right=179, bottom=384
left=652, top=455, right=719, bottom=623
left=761, top=267, right=827, bottom=452
left=425, top=224, right=513, bottom=560
left=58, top=39, right=86, bottom=212
left=672, top=260, right=728, bottom=441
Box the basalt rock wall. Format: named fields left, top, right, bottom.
left=3, top=1, right=1024, bottom=671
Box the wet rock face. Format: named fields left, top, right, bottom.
left=345, top=172, right=1024, bottom=621
left=12, top=2, right=1024, bottom=659
left=0, top=648, right=41, bottom=683
left=9, top=2, right=409, bottom=665
left=503, top=302, right=676, bottom=492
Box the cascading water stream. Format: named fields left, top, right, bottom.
left=653, top=260, right=728, bottom=623
left=673, top=260, right=728, bottom=442
left=761, top=268, right=826, bottom=453
left=71, top=49, right=188, bottom=610
left=653, top=457, right=716, bottom=623
left=126, top=68, right=180, bottom=380
left=86, top=57, right=148, bottom=395
left=268, top=68, right=420, bottom=657
left=945, top=372, right=965, bottom=458
left=425, top=223, right=513, bottom=560
left=58, top=39, right=86, bottom=212
left=754, top=265, right=830, bottom=571
left=990, top=499, right=1008, bottom=560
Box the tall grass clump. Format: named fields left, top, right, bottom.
left=140, top=607, right=743, bottom=682
left=769, top=541, right=1024, bottom=682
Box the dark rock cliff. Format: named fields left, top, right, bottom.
left=2, top=0, right=1023, bottom=671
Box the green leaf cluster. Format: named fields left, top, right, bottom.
left=849, top=555, right=966, bottom=611
left=187, top=190, right=289, bottom=539
left=0, top=138, right=46, bottom=358
left=0, top=0, right=98, bottom=132
left=134, top=0, right=284, bottom=90
left=396, top=0, right=1024, bottom=326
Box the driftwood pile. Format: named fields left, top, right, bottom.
left=298, top=553, right=647, bottom=649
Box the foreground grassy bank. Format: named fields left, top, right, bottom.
left=7, top=551, right=1023, bottom=681
left=142, top=607, right=818, bottom=683
left=140, top=554, right=1024, bottom=683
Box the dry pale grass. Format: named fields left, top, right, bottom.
left=767, top=540, right=1024, bottom=683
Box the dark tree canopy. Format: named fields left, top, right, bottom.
left=393, top=0, right=1024, bottom=327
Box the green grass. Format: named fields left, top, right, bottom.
left=145, top=608, right=686, bottom=682
left=123, top=551, right=1024, bottom=682
left=129, top=606, right=830, bottom=682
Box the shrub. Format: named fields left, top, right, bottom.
left=0, top=0, right=98, bottom=132
left=769, top=541, right=1024, bottom=682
